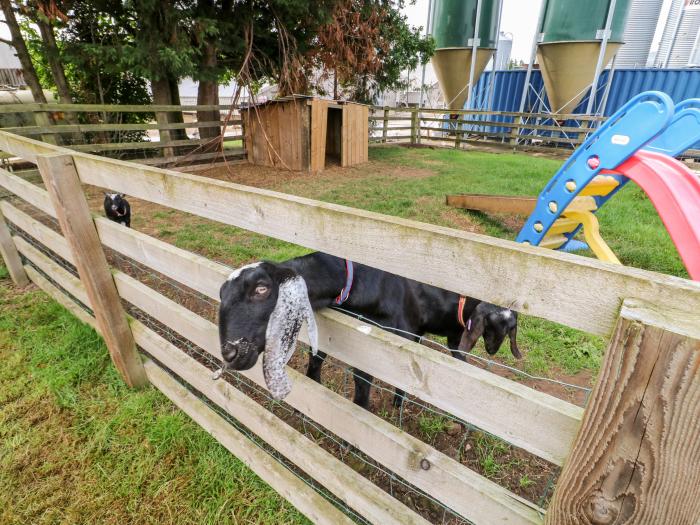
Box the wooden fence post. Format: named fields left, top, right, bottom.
left=410, top=110, right=418, bottom=145
left=454, top=122, right=463, bottom=149
left=0, top=205, right=29, bottom=286
left=382, top=107, right=389, bottom=143
left=37, top=153, right=147, bottom=388
left=509, top=115, right=522, bottom=146
left=545, top=299, right=700, bottom=524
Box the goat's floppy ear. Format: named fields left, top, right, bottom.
left=119, top=193, right=125, bottom=198
left=458, top=306, right=486, bottom=353
left=263, top=276, right=318, bottom=400
left=508, top=322, right=522, bottom=359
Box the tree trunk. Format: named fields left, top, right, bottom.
left=197, top=80, right=221, bottom=141
left=196, top=39, right=221, bottom=142
left=34, top=16, right=81, bottom=144
left=167, top=73, right=187, bottom=141
left=36, top=19, right=71, bottom=104
left=0, top=0, right=46, bottom=103
left=151, top=77, right=176, bottom=158
left=333, top=69, right=338, bottom=100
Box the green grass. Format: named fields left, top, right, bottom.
left=417, top=413, right=451, bottom=443
left=223, top=139, right=243, bottom=150
left=0, top=264, right=308, bottom=525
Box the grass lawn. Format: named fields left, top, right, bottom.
left=0, top=265, right=308, bottom=525
left=0, top=144, right=689, bottom=521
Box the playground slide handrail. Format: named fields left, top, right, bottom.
left=516, top=91, right=674, bottom=246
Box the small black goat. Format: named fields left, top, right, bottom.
left=103, top=193, right=131, bottom=227
left=218, top=253, right=520, bottom=408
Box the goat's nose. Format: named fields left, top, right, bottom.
left=222, top=339, right=245, bottom=361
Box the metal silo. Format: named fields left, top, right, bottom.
left=430, top=0, right=501, bottom=110
left=536, top=0, right=633, bottom=114
left=655, top=0, right=700, bottom=67
left=615, top=0, right=665, bottom=68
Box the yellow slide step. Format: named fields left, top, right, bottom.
left=547, top=217, right=582, bottom=235
left=540, top=235, right=568, bottom=249
left=578, top=175, right=620, bottom=197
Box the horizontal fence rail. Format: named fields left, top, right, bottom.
left=1, top=121, right=698, bottom=524
left=0, top=102, right=245, bottom=169
left=2, top=131, right=699, bottom=339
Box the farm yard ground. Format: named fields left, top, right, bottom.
left=0, top=144, right=687, bottom=523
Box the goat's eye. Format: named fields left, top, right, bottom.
left=254, top=285, right=269, bottom=296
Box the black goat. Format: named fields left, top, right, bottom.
left=218, top=253, right=520, bottom=407
left=103, top=193, right=131, bottom=227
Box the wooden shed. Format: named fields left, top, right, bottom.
left=242, top=96, right=368, bottom=171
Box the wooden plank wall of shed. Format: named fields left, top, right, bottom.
left=341, top=104, right=368, bottom=167
left=310, top=99, right=329, bottom=171
left=244, top=99, right=310, bottom=170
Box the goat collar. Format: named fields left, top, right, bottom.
left=334, top=260, right=354, bottom=305
left=457, top=296, right=471, bottom=330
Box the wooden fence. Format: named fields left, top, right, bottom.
left=0, top=128, right=699, bottom=524
left=367, top=106, right=610, bottom=153
left=0, top=102, right=245, bottom=168
left=369, top=106, right=700, bottom=158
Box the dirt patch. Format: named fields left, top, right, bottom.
left=439, top=208, right=487, bottom=234
left=185, top=159, right=435, bottom=192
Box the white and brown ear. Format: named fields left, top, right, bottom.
left=263, top=276, right=318, bottom=400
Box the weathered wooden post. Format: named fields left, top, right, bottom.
left=382, top=107, right=389, bottom=143
left=509, top=114, right=522, bottom=146
left=37, top=153, right=147, bottom=388
left=0, top=204, right=29, bottom=286
left=454, top=114, right=463, bottom=149
left=410, top=110, right=418, bottom=145
left=546, top=299, right=700, bottom=524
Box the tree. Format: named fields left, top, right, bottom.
left=0, top=0, right=47, bottom=102
left=19, top=0, right=73, bottom=104
left=305, top=0, right=434, bottom=103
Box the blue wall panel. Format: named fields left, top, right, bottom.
left=461, top=68, right=700, bottom=147
left=472, top=68, right=700, bottom=116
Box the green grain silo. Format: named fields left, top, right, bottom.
left=430, top=0, right=501, bottom=110
left=536, top=0, right=632, bottom=114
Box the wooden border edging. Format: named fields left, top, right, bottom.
left=37, top=153, right=146, bottom=388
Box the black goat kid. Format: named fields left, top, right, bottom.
left=103, top=193, right=131, bottom=227
left=218, top=253, right=521, bottom=408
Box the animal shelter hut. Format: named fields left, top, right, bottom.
left=241, top=95, right=368, bottom=171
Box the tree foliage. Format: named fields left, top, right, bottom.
left=10, top=0, right=431, bottom=107
left=306, top=0, right=434, bottom=102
